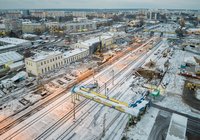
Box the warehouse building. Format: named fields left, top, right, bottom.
left=75, top=33, right=113, bottom=54
left=0, top=51, right=24, bottom=72
left=0, top=37, right=31, bottom=53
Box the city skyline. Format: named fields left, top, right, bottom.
left=0, top=0, right=200, bottom=10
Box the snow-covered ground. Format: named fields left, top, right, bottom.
left=126, top=108, right=159, bottom=140
left=0, top=60, right=96, bottom=123
left=155, top=47, right=200, bottom=118
left=0, top=99, right=24, bottom=121
left=196, top=89, right=200, bottom=100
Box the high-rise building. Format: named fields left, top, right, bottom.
left=4, top=19, right=22, bottom=33
left=72, top=11, right=86, bottom=18
left=5, top=11, right=22, bottom=19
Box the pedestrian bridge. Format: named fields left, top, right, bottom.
left=71, top=85, right=150, bottom=117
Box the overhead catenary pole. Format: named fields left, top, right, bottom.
left=112, top=69, right=114, bottom=85
left=93, top=68, right=95, bottom=83
left=102, top=113, right=107, bottom=137
left=73, top=97, right=76, bottom=120
left=105, top=82, right=107, bottom=96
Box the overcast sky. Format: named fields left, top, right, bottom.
left=0, top=0, right=199, bottom=9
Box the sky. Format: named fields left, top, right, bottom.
left=0, top=0, right=199, bottom=9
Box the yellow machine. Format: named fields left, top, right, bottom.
left=186, top=83, right=200, bottom=90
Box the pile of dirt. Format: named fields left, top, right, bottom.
left=137, top=68, right=162, bottom=79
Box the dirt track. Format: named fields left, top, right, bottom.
left=182, top=81, right=200, bottom=111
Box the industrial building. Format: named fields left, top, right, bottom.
left=0, top=37, right=31, bottom=53
left=110, top=24, right=126, bottom=32
left=75, top=33, right=113, bottom=54
left=0, top=51, right=24, bottom=74
left=3, top=18, right=22, bottom=33
left=0, top=51, right=23, bottom=67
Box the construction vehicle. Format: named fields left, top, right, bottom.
left=186, top=83, right=200, bottom=90
left=196, top=70, right=200, bottom=76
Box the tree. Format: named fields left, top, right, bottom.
left=176, top=18, right=186, bottom=38
left=34, top=28, right=42, bottom=35
left=125, top=14, right=136, bottom=20
left=138, top=19, right=144, bottom=27
left=178, top=18, right=185, bottom=29
left=175, top=28, right=184, bottom=38
left=8, top=30, right=18, bottom=38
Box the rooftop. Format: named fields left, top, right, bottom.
left=81, top=34, right=113, bottom=46
left=81, top=37, right=100, bottom=46
left=0, top=51, right=23, bottom=66
left=63, top=48, right=88, bottom=58
left=0, top=24, right=5, bottom=29
left=27, top=51, right=62, bottom=62
left=0, top=44, right=17, bottom=51
left=0, top=37, right=30, bottom=45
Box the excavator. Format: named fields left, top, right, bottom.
left=186, top=82, right=200, bottom=91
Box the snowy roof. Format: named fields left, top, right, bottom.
left=8, top=61, right=24, bottom=69
left=187, top=28, right=200, bottom=32
left=11, top=71, right=27, bottom=82
left=0, top=51, right=23, bottom=66
left=66, top=21, right=95, bottom=26
left=22, top=22, right=42, bottom=26
left=0, top=44, right=17, bottom=51
left=63, top=48, right=88, bottom=58
left=27, top=51, right=62, bottom=62
left=101, top=35, right=113, bottom=40
left=112, top=24, right=125, bottom=28
left=1, top=71, right=27, bottom=84
left=0, top=37, right=30, bottom=45
left=81, top=37, right=100, bottom=46
left=184, top=57, right=198, bottom=65
left=80, top=34, right=113, bottom=47
left=23, top=34, right=37, bottom=38
left=0, top=24, right=5, bottom=29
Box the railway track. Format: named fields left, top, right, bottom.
left=1, top=38, right=161, bottom=139
left=56, top=73, right=132, bottom=140
left=0, top=40, right=144, bottom=135
left=105, top=114, right=128, bottom=140
left=35, top=55, right=137, bottom=140
left=56, top=41, right=162, bottom=140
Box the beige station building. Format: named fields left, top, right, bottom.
left=25, top=48, right=89, bottom=76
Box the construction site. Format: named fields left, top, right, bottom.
left=0, top=18, right=200, bottom=140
